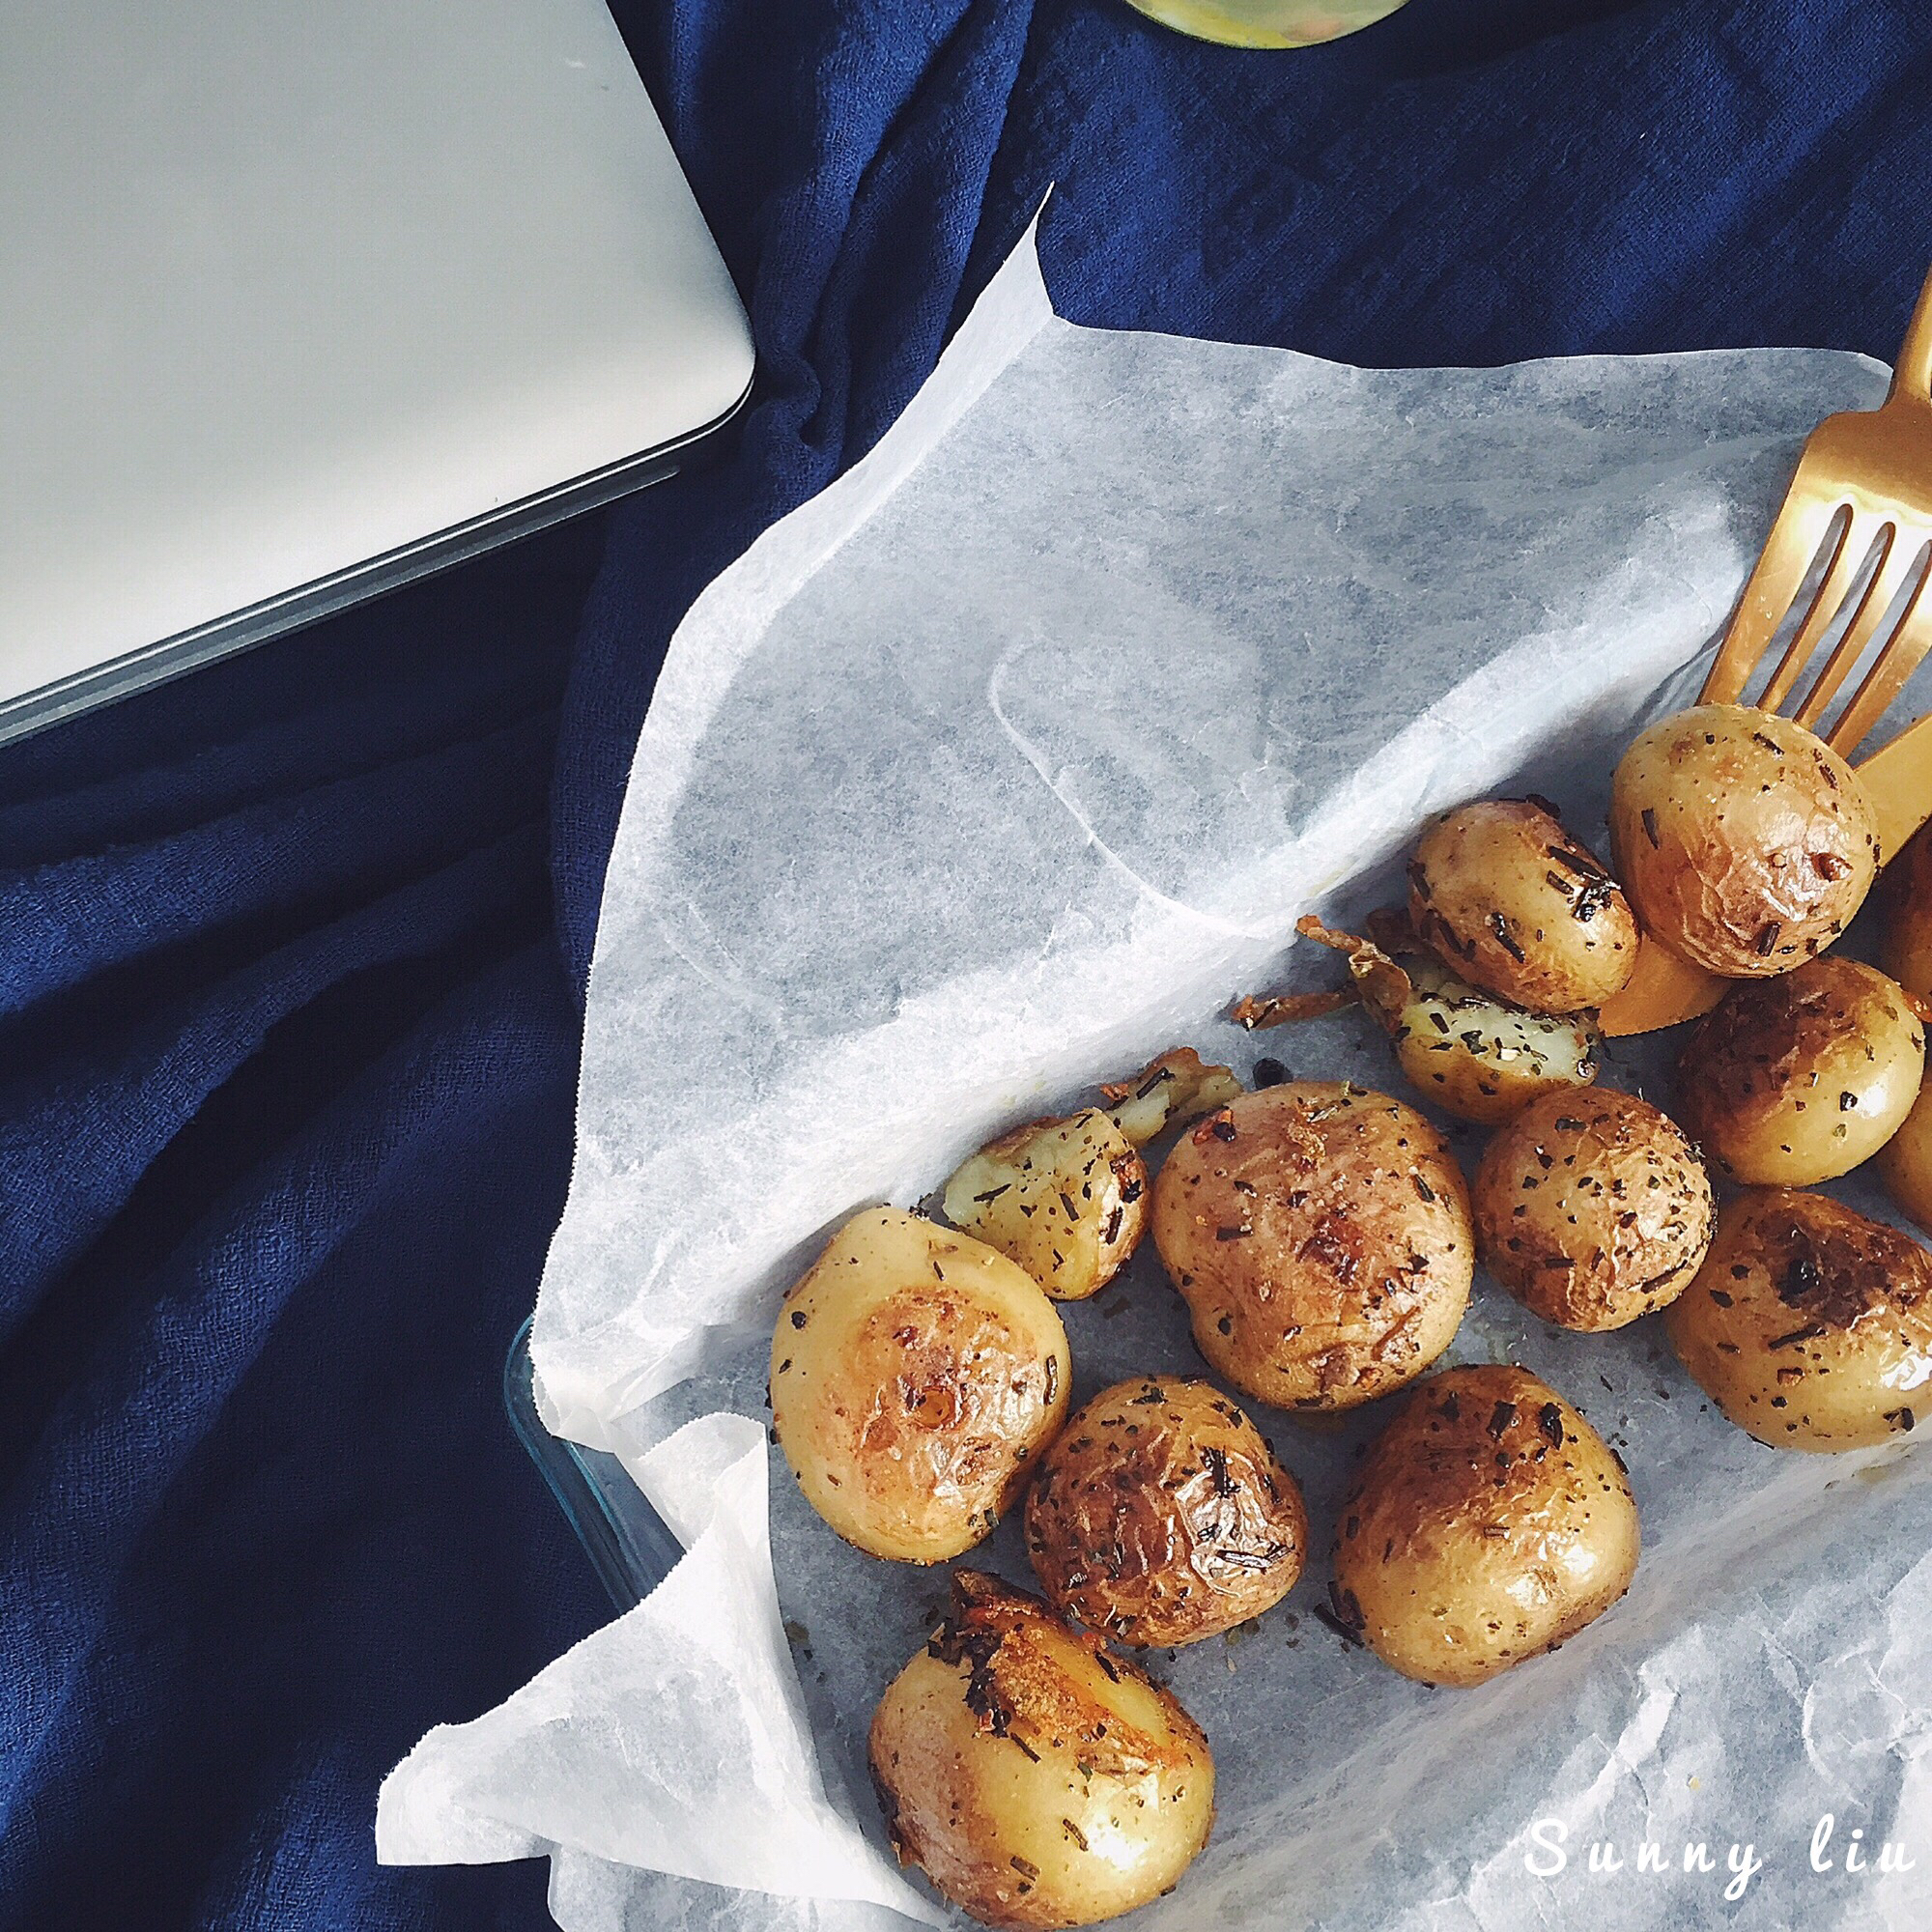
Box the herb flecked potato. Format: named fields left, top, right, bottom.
left=1254, top=918, right=1600, bottom=1125
left=1151, top=1082, right=1472, bottom=1410
left=1332, top=1364, right=1639, bottom=1687
left=1665, top=1190, right=1932, bottom=1449
left=771, top=1209, right=1070, bottom=1562
left=1406, top=798, right=1639, bottom=1012
left=1472, top=1087, right=1714, bottom=1331
left=1608, top=703, right=1879, bottom=976
left=943, top=1109, right=1150, bottom=1301
left=1675, top=955, right=1923, bottom=1186
left=1023, top=1376, right=1307, bottom=1647
left=869, top=1571, right=1215, bottom=1930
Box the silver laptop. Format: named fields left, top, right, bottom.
left=0, top=0, right=753, bottom=745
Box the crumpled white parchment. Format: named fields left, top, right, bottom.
left=378, top=216, right=1932, bottom=1932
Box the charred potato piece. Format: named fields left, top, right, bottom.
left=1882, top=820, right=1932, bottom=1000
left=1023, top=1376, right=1307, bottom=1647
left=1665, top=1189, right=1932, bottom=1449
left=1878, top=1080, right=1932, bottom=1236
left=869, top=1571, right=1215, bottom=1930
left=1333, top=1365, right=1639, bottom=1687
left=1151, top=1082, right=1472, bottom=1411
left=771, top=1209, right=1070, bottom=1562
left=1676, top=956, right=1923, bottom=1186
left=1407, top=798, right=1638, bottom=1012
left=1608, top=703, right=1878, bottom=977
left=943, top=1110, right=1149, bottom=1301
left=1472, top=1088, right=1714, bottom=1331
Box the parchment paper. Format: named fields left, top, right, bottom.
left=378, top=219, right=1932, bottom=1931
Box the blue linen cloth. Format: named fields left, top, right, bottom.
left=4, top=1, right=1930, bottom=1925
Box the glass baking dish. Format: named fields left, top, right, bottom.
left=504, top=1317, right=681, bottom=1611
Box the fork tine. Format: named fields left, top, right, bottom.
left=1757, top=508, right=1869, bottom=714
left=1700, top=491, right=1841, bottom=705
left=1821, top=544, right=1932, bottom=755
left=1791, top=521, right=1906, bottom=730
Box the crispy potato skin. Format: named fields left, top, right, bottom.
left=1665, top=1190, right=1932, bottom=1450
left=1609, top=703, right=1878, bottom=977
left=1675, top=956, right=1923, bottom=1186
left=1151, top=1083, right=1472, bottom=1411
left=1882, top=821, right=1932, bottom=1001
left=1473, top=1088, right=1714, bottom=1331
left=771, top=1210, right=1070, bottom=1562
left=1407, top=799, right=1638, bottom=1012
left=1333, top=1365, right=1638, bottom=1687
left=868, top=1572, right=1215, bottom=1930
left=1879, top=1081, right=1932, bottom=1236
left=942, top=1110, right=1149, bottom=1301
left=1023, top=1377, right=1306, bottom=1647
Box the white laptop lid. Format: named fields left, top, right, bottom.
left=0, top=0, right=753, bottom=740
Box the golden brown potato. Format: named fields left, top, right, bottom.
left=1254, top=917, right=1601, bottom=1125
left=869, top=1571, right=1215, bottom=1930
left=1665, top=1189, right=1932, bottom=1450
left=1022, top=1376, right=1306, bottom=1647
left=1882, top=821, right=1932, bottom=1000
left=1878, top=1080, right=1932, bottom=1236
left=1406, top=798, right=1639, bottom=1012
left=770, top=1209, right=1070, bottom=1562
left=942, top=1109, right=1149, bottom=1301
left=1151, top=1082, right=1472, bottom=1410
left=1608, top=703, right=1878, bottom=977
left=1675, top=956, right=1923, bottom=1186
left=1473, top=1088, right=1714, bottom=1331
left=1332, top=1364, right=1639, bottom=1687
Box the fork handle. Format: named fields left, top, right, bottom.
left=1893, top=262, right=1932, bottom=404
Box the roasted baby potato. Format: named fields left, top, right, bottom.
left=1151, top=1082, right=1472, bottom=1410
left=1878, top=1080, right=1932, bottom=1236
left=1247, top=918, right=1600, bottom=1125
left=1882, top=820, right=1932, bottom=1000
left=1473, top=1088, right=1714, bottom=1331
left=1332, top=1364, right=1639, bottom=1687
left=1665, top=1189, right=1932, bottom=1449
left=1100, top=1048, right=1245, bottom=1148
left=1608, top=703, right=1878, bottom=977
left=1406, top=798, right=1638, bottom=1012
left=770, top=1209, right=1070, bottom=1562
left=1675, top=955, right=1923, bottom=1186
left=943, top=1109, right=1149, bottom=1301
left=869, top=1571, right=1215, bottom=1930
left=1023, top=1376, right=1306, bottom=1647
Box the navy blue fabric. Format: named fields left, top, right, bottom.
left=5, top=2, right=1932, bottom=1925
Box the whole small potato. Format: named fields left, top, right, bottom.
left=1665, top=1189, right=1932, bottom=1449
left=1473, top=1088, right=1714, bottom=1331
left=1878, top=1080, right=1932, bottom=1236
left=943, top=1109, right=1149, bottom=1301
left=869, top=1570, right=1215, bottom=1930
left=1151, top=1082, right=1472, bottom=1410
left=771, top=1209, right=1070, bottom=1562
left=1023, top=1376, right=1307, bottom=1647
left=1676, top=955, right=1923, bottom=1186
left=1882, top=820, right=1932, bottom=1000
left=1407, top=798, right=1639, bottom=1012
left=1333, top=1364, right=1639, bottom=1687
left=1608, top=703, right=1878, bottom=976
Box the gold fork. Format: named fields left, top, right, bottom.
left=1599, top=263, right=1932, bottom=1037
